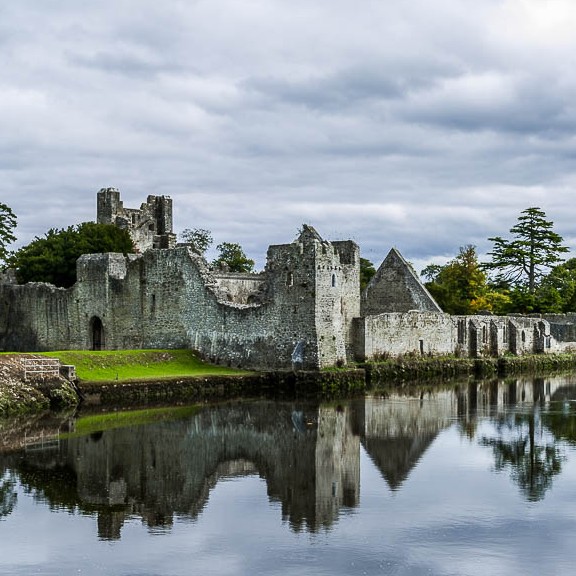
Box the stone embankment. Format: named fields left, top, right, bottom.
left=78, top=369, right=367, bottom=405
left=361, top=353, right=576, bottom=385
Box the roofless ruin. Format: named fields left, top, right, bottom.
left=1, top=188, right=576, bottom=369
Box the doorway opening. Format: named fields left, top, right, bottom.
left=90, top=316, right=104, bottom=351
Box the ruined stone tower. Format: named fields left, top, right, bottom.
left=97, top=188, right=176, bottom=252
left=265, top=225, right=360, bottom=368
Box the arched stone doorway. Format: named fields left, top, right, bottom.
left=90, top=316, right=104, bottom=351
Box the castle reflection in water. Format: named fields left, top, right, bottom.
left=3, top=374, right=576, bottom=540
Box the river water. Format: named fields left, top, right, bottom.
left=2, top=374, right=576, bottom=575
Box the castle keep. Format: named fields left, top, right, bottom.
left=1, top=189, right=576, bottom=369
left=97, top=188, right=176, bottom=251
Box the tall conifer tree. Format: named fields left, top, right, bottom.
left=485, top=207, right=568, bottom=293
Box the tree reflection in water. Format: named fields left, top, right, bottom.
left=0, top=471, right=17, bottom=518
left=480, top=406, right=564, bottom=502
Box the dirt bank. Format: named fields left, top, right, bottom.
left=0, top=354, right=78, bottom=416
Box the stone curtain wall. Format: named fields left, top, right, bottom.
left=542, top=314, right=576, bottom=352
left=0, top=228, right=362, bottom=370
left=0, top=282, right=74, bottom=351
left=354, top=311, right=559, bottom=361
left=354, top=312, right=454, bottom=360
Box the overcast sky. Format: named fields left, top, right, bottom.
left=3, top=0, right=576, bottom=271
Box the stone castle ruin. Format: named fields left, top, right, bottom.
left=97, top=188, right=177, bottom=252
left=1, top=189, right=576, bottom=369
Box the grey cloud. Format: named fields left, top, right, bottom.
left=69, top=51, right=180, bottom=79
left=2, top=0, right=576, bottom=272
left=242, top=58, right=466, bottom=113
left=401, top=72, right=576, bottom=136
left=244, top=71, right=407, bottom=110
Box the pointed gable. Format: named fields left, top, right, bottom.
left=361, top=248, right=442, bottom=315
left=297, top=224, right=323, bottom=244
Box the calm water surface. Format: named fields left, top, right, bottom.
left=2, top=375, right=576, bottom=575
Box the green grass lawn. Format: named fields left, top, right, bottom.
left=34, top=349, right=248, bottom=382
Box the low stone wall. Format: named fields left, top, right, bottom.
left=355, top=311, right=576, bottom=361
left=362, top=353, right=576, bottom=386
left=354, top=312, right=455, bottom=360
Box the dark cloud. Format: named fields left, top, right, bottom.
left=2, top=0, right=576, bottom=272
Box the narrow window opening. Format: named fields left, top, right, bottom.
left=457, top=319, right=466, bottom=344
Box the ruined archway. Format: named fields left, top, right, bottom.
left=90, top=316, right=104, bottom=351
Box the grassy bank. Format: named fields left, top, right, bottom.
left=0, top=350, right=366, bottom=414
left=37, top=349, right=248, bottom=382
left=0, top=350, right=249, bottom=415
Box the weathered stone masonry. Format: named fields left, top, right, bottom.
left=2, top=190, right=576, bottom=369
left=0, top=222, right=360, bottom=370
left=97, top=187, right=177, bottom=252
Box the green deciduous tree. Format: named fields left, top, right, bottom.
left=360, top=257, right=376, bottom=292
left=485, top=207, right=569, bottom=294
left=212, top=242, right=255, bottom=273
left=180, top=227, right=213, bottom=255
left=0, top=203, right=17, bottom=265
left=9, top=222, right=134, bottom=287
left=535, top=258, right=576, bottom=313
left=422, top=245, right=508, bottom=314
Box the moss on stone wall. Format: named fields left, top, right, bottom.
left=77, top=369, right=367, bottom=405
left=362, top=353, right=576, bottom=386
left=0, top=379, right=78, bottom=416
left=361, top=357, right=476, bottom=385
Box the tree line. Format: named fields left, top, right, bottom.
left=0, top=212, right=255, bottom=288
left=421, top=207, right=575, bottom=314
left=0, top=204, right=574, bottom=314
